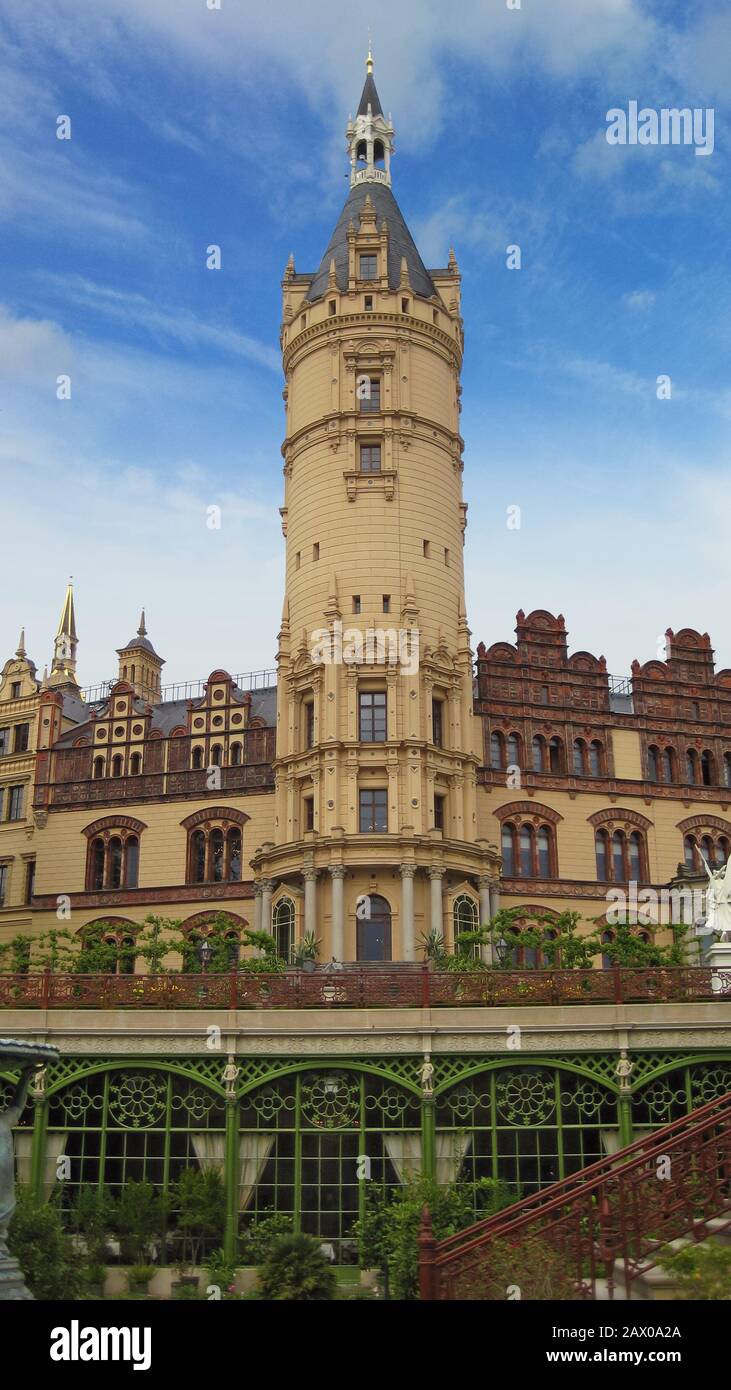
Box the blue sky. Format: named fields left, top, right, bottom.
left=1, top=0, right=729, bottom=688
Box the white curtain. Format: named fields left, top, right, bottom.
left=435, top=1132, right=472, bottom=1185
left=238, top=1135, right=275, bottom=1211
left=191, top=1132, right=225, bottom=1171
left=44, top=1132, right=68, bottom=1201
left=383, top=1133, right=422, bottom=1181
left=14, top=1132, right=33, bottom=1187
left=600, top=1130, right=622, bottom=1157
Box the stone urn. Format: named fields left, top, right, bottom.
left=0, top=1038, right=60, bottom=1300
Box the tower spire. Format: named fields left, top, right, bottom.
left=347, top=52, right=392, bottom=188
left=49, top=578, right=79, bottom=690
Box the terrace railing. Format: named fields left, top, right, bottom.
left=1, top=964, right=730, bottom=1010
left=418, top=1090, right=731, bottom=1300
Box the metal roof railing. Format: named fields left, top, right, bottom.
left=80, top=668, right=277, bottom=705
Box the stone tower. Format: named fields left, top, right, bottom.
left=116, top=610, right=165, bottom=704
left=251, top=57, right=500, bottom=960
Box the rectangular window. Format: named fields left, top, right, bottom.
left=313, top=542, right=320, bottom=561
left=364, top=295, right=374, bottom=311
left=540, top=685, right=549, bottom=705
left=359, top=377, right=381, bottom=414
left=0, top=729, right=7, bottom=756
left=352, top=595, right=361, bottom=615
left=359, top=788, right=388, bottom=833
left=304, top=798, right=314, bottom=832
left=7, top=785, right=23, bottom=821
left=432, top=699, right=444, bottom=748
left=434, top=795, right=445, bottom=831
left=359, top=444, right=381, bottom=474
left=304, top=702, right=315, bottom=750
left=444, top=548, right=450, bottom=566
left=423, top=539, right=430, bottom=557
left=402, top=298, right=410, bottom=314
left=10, top=683, right=20, bottom=698
left=0, top=865, right=6, bottom=907
left=359, top=691, right=387, bottom=742
left=24, top=859, right=35, bottom=905
left=382, top=595, right=391, bottom=614
left=13, top=724, right=29, bottom=753
left=295, top=552, right=301, bottom=570
left=329, top=300, right=337, bottom=316
left=360, top=254, right=378, bottom=279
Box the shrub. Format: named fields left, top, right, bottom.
left=8, top=1187, right=85, bottom=1300
left=462, top=1231, right=579, bottom=1300
left=115, top=1179, right=163, bottom=1264
left=660, top=1243, right=731, bottom=1299
left=256, top=1234, right=337, bottom=1301
left=127, top=1263, right=156, bottom=1293
left=238, top=1210, right=294, bottom=1265
left=172, top=1167, right=225, bottom=1267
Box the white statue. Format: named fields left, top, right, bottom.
left=701, top=855, right=731, bottom=942
left=222, top=1055, right=240, bottom=1100
left=420, top=1055, right=434, bottom=1098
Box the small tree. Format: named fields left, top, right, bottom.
left=115, top=1180, right=163, bottom=1265
left=172, top=1167, right=225, bottom=1268
left=256, top=1234, right=337, bottom=1301
left=8, top=1188, right=85, bottom=1300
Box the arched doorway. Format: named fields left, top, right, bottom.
left=356, top=893, right=392, bottom=962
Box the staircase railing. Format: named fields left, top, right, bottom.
left=419, top=1091, right=731, bottom=1300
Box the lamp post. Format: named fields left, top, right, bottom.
left=494, top=934, right=511, bottom=968
left=198, top=939, right=213, bottom=974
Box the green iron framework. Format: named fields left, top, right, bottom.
left=4, top=1050, right=731, bottom=1263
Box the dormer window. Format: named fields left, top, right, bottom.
left=360, top=254, right=377, bottom=279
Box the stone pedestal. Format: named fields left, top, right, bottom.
left=708, top=940, right=731, bottom=994
left=0, top=1253, right=33, bottom=1299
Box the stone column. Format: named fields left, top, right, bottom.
left=478, top=874, right=493, bottom=964
left=429, top=867, right=444, bottom=941
left=260, top=879, right=274, bottom=934
left=330, top=865, right=346, bottom=961
left=253, top=881, right=263, bottom=934
left=400, top=864, right=417, bottom=962
left=304, top=868, right=318, bottom=939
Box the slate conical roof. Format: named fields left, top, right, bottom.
left=304, top=182, right=436, bottom=304
left=358, top=72, right=383, bottom=117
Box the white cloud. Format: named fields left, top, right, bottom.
left=623, top=290, right=656, bottom=311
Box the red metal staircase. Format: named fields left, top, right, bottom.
left=419, top=1092, right=731, bottom=1300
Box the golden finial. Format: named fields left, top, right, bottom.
left=366, top=34, right=373, bottom=75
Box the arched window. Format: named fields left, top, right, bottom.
left=724, top=753, right=731, bottom=788
left=718, top=837, right=730, bottom=867
left=601, top=929, right=615, bottom=971
left=111, top=754, right=123, bottom=778
left=192, top=746, right=204, bottom=770
left=191, top=829, right=206, bottom=883
left=573, top=739, right=585, bottom=776
left=595, top=829, right=608, bottom=881
left=501, top=823, right=516, bottom=876
left=647, top=746, right=659, bottom=782
left=273, top=898, right=295, bottom=963
left=130, top=752, right=141, bottom=776
left=537, top=826, right=551, bottom=877
left=183, top=812, right=247, bottom=886
left=93, top=756, right=104, bottom=780
left=109, top=837, right=123, bottom=889
left=589, top=741, right=602, bottom=777
left=230, top=743, right=242, bottom=767
left=210, top=745, right=223, bottom=768
left=210, top=829, right=225, bottom=882
left=490, top=732, right=504, bottom=769
left=519, top=825, right=533, bottom=876
left=700, top=835, right=714, bottom=866
left=91, top=837, right=105, bottom=890
left=685, top=748, right=699, bottom=784
left=532, top=736, right=545, bottom=773
left=548, top=737, right=562, bottom=773
left=356, top=893, right=392, bottom=962
left=612, top=831, right=625, bottom=882
left=628, top=831, right=642, bottom=881
left=506, top=734, right=520, bottom=767
left=453, top=894, right=479, bottom=945
left=125, top=836, right=139, bottom=888
left=701, top=750, right=715, bottom=786
left=227, top=829, right=242, bottom=883
left=684, top=835, right=696, bottom=870
left=84, top=821, right=146, bottom=893
left=661, top=748, right=674, bottom=783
